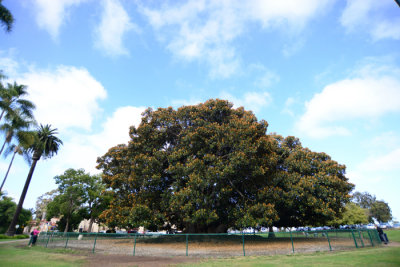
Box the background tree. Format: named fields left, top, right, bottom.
left=46, top=169, right=109, bottom=232
left=370, top=200, right=392, bottom=223
left=352, top=191, right=376, bottom=209
left=5, top=124, right=62, bottom=236
left=0, top=194, right=31, bottom=234
left=82, top=174, right=109, bottom=232
left=329, top=202, right=369, bottom=227
left=0, top=0, right=14, bottom=33
left=46, top=169, right=88, bottom=232
left=351, top=191, right=392, bottom=223
left=34, top=189, right=58, bottom=221
left=97, top=99, right=354, bottom=232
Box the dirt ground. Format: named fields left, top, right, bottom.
left=81, top=241, right=400, bottom=267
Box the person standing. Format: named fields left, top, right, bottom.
left=28, top=228, right=40, bottom=247
left=376, top=225, right=389, bottom=244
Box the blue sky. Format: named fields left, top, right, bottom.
left=1, top=0, right=399, bottom=222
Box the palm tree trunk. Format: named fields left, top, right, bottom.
left=5, top=158, right=38, bottom=236
left=0, top=139, right=7, bottom=156
left=0, top=150, right=16, bottom=192
left=0, top=110, right=5, bottom=122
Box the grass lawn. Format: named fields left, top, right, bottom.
left=386, top=229, right=400, bottom=242
left=181, top=246, right=400, bottom=267
left=0, top=243, right=87, bottom=267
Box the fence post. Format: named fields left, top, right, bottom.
left=358, top=231, right=365, bottom=247
left=325, top=231, right=332, bottom=251
left=289, top=230, right=295, bottom=253
left=64, top=232, right=69, bottom=248
left=92, top=233, right=98, bottom=254
left=133, top=234, right=137, bottom=256
left=367, top=230, right=374, bottom=247
left=351, top=230, right=358, bottom=248
left=186, top=234, right=189, bottom=256
left=242, top=233, right=245, bottom=256
left=45, top=232, right=51, bottom=248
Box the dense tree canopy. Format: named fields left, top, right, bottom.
left=267, top=134, right=354, bottom=227
left=329, top=202, right=369, bottom=226
left=97, top=99, right=353, bottom=232
left=46, top=168, right=109, bottom=232
left=0, top=194, right=31, bottom=234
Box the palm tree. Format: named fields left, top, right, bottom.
left=0, top=0, right=14, bottom=33
left=5, top=124, right=62, bottom=236
left=0, top=130, right=34, bottom=192
left=0, top=82, right=35, bottom=123
left=0, top=109, right=35, bottom=156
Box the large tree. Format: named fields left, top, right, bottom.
left=267, top=135, right=354, bottom=227
left=98, top=99, right=353, bottom=232
left=5, top=124, right=62, bottom=236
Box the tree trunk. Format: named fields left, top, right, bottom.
left=0, top=139, right=7, bottom=156
left=64, top=217, right=69, bottom=233
left=5, top=157, right=39, bottom=236
left=88, top=217, right=94, bottom=233
left=0, top=110, right=5, bottom=122
left=0, top=149, right=17, bottom=192
left=268, top=226, right=275, bottom=239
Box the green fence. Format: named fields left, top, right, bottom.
left=36, top=229, right=381, bottom=257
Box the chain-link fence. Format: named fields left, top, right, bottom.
left=36, top=229, right=381, bottom=257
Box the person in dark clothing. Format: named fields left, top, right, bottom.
left=376, top=225, right=389, bottom=244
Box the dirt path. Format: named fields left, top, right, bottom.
left=386, top=241, right=400, bottom=247
left=0, top=239, right=29, bottom=244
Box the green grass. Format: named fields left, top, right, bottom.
left=181, top=246, right=400, bottom=266
left=0, top=243, right=87, bottom=267
left=386, top=229, right=400, bottom=242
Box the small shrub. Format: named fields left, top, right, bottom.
left=0, top=234, right=29, bottom=239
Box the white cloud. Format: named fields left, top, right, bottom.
left=340, top=0, right=400, bottom=41
left=282, top=97, right=296, bottom=116
left=51, top=106, right=145, bottom=174
left=359, top=148, right=400, bottom=172
left=32, top=0, right=88, bottom=39
left=249, top=64, right=280, bottom=89
left=140, top=0, right=333, bottom=78
left=94, top=0, right=138, bottom=57
left=219, top=91, right=272, bottom=113
left=296, top=64, right=400, bottom=138
left=19, top=66, right=107, bottom=132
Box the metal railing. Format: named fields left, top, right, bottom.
left=36, top=229, right=381, bottom=257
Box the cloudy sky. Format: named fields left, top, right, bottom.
left=1, top=0, right=399, bottom=221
